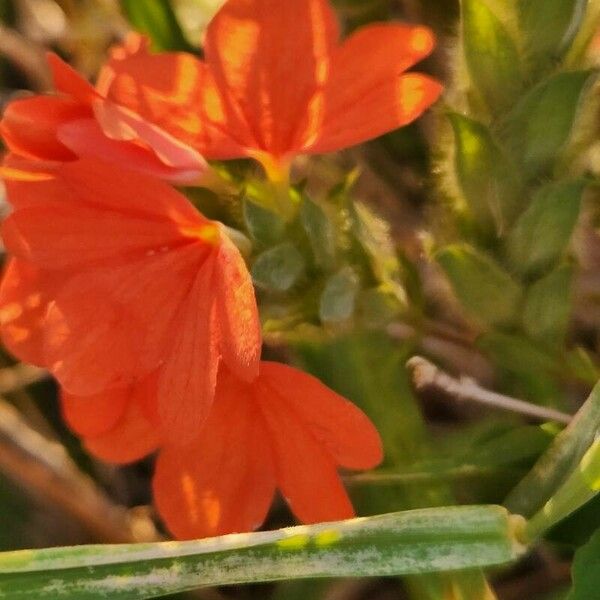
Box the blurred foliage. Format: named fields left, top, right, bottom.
left=0, top=0, right=599, bottom=599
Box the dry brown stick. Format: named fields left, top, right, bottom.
left=0, top=364, right=48, bottom=394
left=407, top=356, right=573, bottom=425
left=0, top=396, right=160, bottom=543
left=0, top=22, right=52, bottom=91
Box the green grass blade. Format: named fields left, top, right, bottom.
left=505, top=380, right=600, bottom=517
left=0, top=506, right=526, bottom=599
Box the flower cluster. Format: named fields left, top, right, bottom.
left=0, top=0, right=441, bottom=539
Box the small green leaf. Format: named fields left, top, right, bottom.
left=251, top=243, right=305, bottom=292
left=120, top=0, right=194, bottom=52
left=448, top=113, right=520, bottom=228
left=243, top=199, right=286, bottom=246
left=502, top=70, right=595, bottom=178
left=519, top=0, right=587, bottom=69
left=0, top=506, right=526, bottom=599
left=319, top=267, right=360, bottom=323
left=567, top=528, right=600, bottom=600
left=506, top=181, right=585, bottom=275
left=523, top=264, right=574, bottom=346
left=461, top=0, right=522, bottom=112
left=436, top=244, right=522, bottom=328
left=300, top=196, right=336, bottom=269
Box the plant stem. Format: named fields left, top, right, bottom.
left=407, top=356, right=572, bottom=424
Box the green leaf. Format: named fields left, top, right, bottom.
left=567, top=528, right=600, bottom=600
left=319, top=267, right=360, bottom=324
left=448, top=113, right=520, bottom=228
left=526, top=440, right=600, bottom=539
left=522, top=265, right=574, bottom=346
left=519, top=0, right=587, bottom=69
left=436, top=244, right=522, bottom=328
left=506, top=181, right=585, bottom=276
left=243, top=199, right=286, bottom=246
left=566, top=347, right=600, bottom=385
left=350, top=202, right=406, bottom=305
left=300, top=196, right=337, bottom=269
left=120, top=0, right=194, bottom=52
left=502, top=70, right=595, bottom=178
left=477, top=332, right=561, bottom=405
left=0, top=506, right=526, bottom=599
left=505, top=380, right=600, bottom=518
left=461, top=0, right=522, bottom=112
left=251, top=243, right=305, bottom=292
left=581, top=440, right=600, bottom=491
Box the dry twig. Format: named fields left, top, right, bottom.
left=0, top=396, right=160, bottom=543
left=0, top=22, right=52, bottom=91
left=407, top=356, right=573, bottom=425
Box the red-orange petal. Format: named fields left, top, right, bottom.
left=0, top=258, right=59, bottom=366
left=205, top=0, right=339, bottom=157
left=57, top=118, right=205, bottom=183
left=61, top=385, right=129, bottom=438
left=42, top=245, right=202, bottom=396
left=214, top=234, right=261, bottom=382
left=92, top=100, right=208, bottom=175
left=47, top=52, right=98, bottom=105
left=153, top=374, right=276, bottom=539
left=55, top=159, right=202, bottom=224
left=84, top=398, right=159, bottom=464
left=1, top=159, right=209, bottom=269
left=157, top=257, right=220, bottom=444
left=260, top=362, right=383, bottom=470
left=257, top=376, right=355, bottom=524
left=308, top=24, right=442, bottom=154
left=0, top=96, right=90, bottom=161
left=98, top=33, right=245, bottom=160
left=2, top=203, right=192, bottom=269
left=0, top=155, right=63, bottom=209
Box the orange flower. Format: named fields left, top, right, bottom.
left=0, top=159, right=261, bottom=443
left=99, top=0, right=443, bottom=179
left=0, top=54, right=208, bottom=183
left=62, top=362, right=383, bottom=538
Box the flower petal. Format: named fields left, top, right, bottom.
left=214, top=234, right=261, bottom=382
left=57, top=118, right=205, bottom=183
left=42, top=245, right=202, bottom=395
left=92, top=100, right=208, bottom=175
left=61, top=386, right=129, bottom=438
left=205, top=0, right=339, bottom=156
left=308, top=24, right=442, bottom=154
left=0, top=258, right=59, bottom=365
left=157, top=257, right=220, bottom=444
left=257, top=375, right=355, bottom=524
left=55, top=159, right=202, bottom=223
left=0, top=155, right=63, bottom=210
left=154, top=374, right=276, bottom=539
left=84, top=398, right=159, bottom=464
left=261, top=362, right=383, bottom=470
left=2, top=203, right=194, bottom=269
left=0, top=96, right=90, bottom=160
left=47, top=53, right=98, bottom=104
left=1, top=160, right=210, bottom=269
left=98, top=34, right=245, bottom=159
